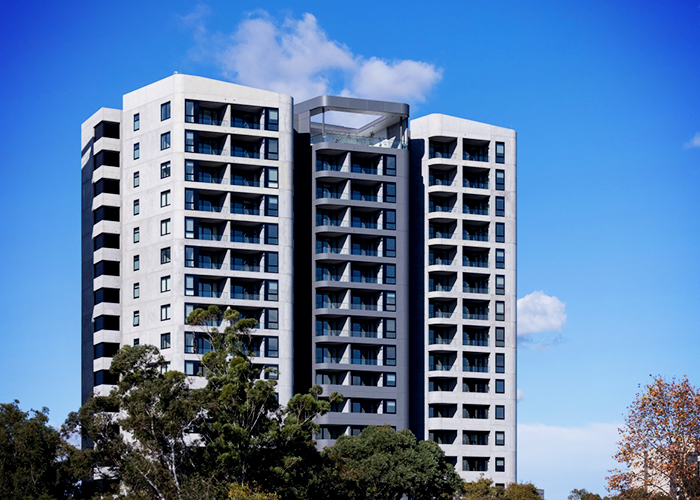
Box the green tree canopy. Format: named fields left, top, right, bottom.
left=314, top=425, right=463, bottom=500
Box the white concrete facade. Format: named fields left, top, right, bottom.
left=82, top=74, right=295, bottom=402
left=410, top=114, right=517, bottom=484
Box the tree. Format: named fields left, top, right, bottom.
left=607, top=376, right=700, bottom=500
left=65, top=344, right=205, bottom=500
left=504, top=483, right=541, bottom=500
left=314, top=425, right=463, bottom=500
left=569, top=489, right=604, bottom=500
left=0, top=400, right=81, bottom=500
left=462, top=478, right=540, bottom=500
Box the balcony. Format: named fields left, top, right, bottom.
left=429, top=205, right=456, bottom=214
left=351, top=192, right=378, bottom=202
left=463, top=179, right=489, bottom=189
left=317, top=246, right=346, bottom=255
left=463, top=152, right=489, bottom=162
left=429, top=176, right=454, bottom=187
left=351, top=357, right=379, bottom=366
left=351, top=219, right=379, bottom=229
left=231, top=263, right=261, bottom=272
left=231, top=234, right=260, bottom=244
left=312, top=133, right=406, bottom=149
left=429, top=231, right=453, bottom=240
left=197, top=232, right=225, bottom=242
left=352, top=275, right=379, bottom=284
left=463, top=285, right=489, bottom=294
left=463, top=231, right=488, bottom=242
left=429, top=284, right=453, bottom=292
left=351, top=303, right=379, bottom=311
left=232, top=206, right=261, bottom=216
left=463, top=311, right=489, bottom=321
left=232, top=177, right=261, bottom=187
left=429, top=311, right=452, bottom=319
left=351, top=248, right=378, bottom=257
left=429, top=257, right=453, bottom=266
left=196, top=261, right=226, bottom=270
left=231, top=292, right=261, bottom=300
left=187, top=203, right=225, bottom=213
left=317, top=356, right=343, bottom=364
left=195, top=289, right=225, bottom=298
left=463, top=257, right=488, bottom=268
left=463, top=206, right=489, bottom=216
left=463, top=364, right=489, bottom=373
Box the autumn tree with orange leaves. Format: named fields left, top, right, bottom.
left=607, top=376, right=700, bottom=500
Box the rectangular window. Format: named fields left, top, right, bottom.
left=161, top=132, right=171, bottom=150
left=384, top=183, right=396, bottom=203
left=495, top=432, right=505, bottom=446
left=495, top=458, right=505, bottom=472
left=495, top=142, right=505, bottom=164
left=496, top=223, right=505, bottom=243
left=161, top=304, right=171, bottom=321
left=496, top=275, right=505, bottom=295
left=133, top=113, right=140, bottom=131
left=384, top=291, right=396, bottom=312
left=384, top=237, right=396, bottom=257
left=133, top=255, right=140, bottom=271
left=185, top=100, right=195, bottom=123
left=385, top=373, right=396, bottom=387
left=384, top=264, right=396, bottom=284
left=495, top=405, right=505, bottom=419
left=385, top=346, right=396, bottom=366
left=495, top=379, right=505, bottom=393
left=133, top=311, right=140, bottom=326
left=496, top=353, right=505, bottom=373
left=134, top=171, right=140, bottom=188
left=385, top=155, right=396, bottom=176
left=161, top=161, right=171, bottom=179
left=161, top=247, right=171, bottom=264
left=495, top=327, right=505, bottom=347
left=265, top=337, right=279, bottom=358
left=266, top=138, right=278, bottom=160
left=133, top=199, right=140, bottom=216
left=496, top=196, right=505, bottom=216
left=133, top=338, right=139, bottom=346
left=266, top=195, right=278, bottom=217
left=496, top=301, right=505, bottom=321
left=496, top=170, right=505, bottom=191
left=161, top=190, right=171, bottom=207
left=265, top=308, right=279, bottom=330
left=384, top=210, right=396, bottom=230
left=496, top=249, right=505, bottom=269
left=185, top=218, right=195, bottom=239
left=266, top=108, right=279, bottom=131
left=161, top=219, right=171, bottom=236
left=161, top=101, right=171, bottom=121
left=185, top=246, right=194, bottom=267
left=133, top=227, right=140, bottom=243
left=133, top=143, right=140, bottom=160
left=185, top=131, right=195, bottom=153
left=266, top=280, right=278, bottom=301
left=185, top=276, right=194, bottom=296
left=161, top=333, right=171, bottom=349
left=161, top=276, right=171, bottom=293
left=133, top=283, right=140, bottom=299
left=185, top=160, right=195, bottom=181
left=384, top=319, right=396, bottom=339
left=265, top=224, right=278, bottom=245
left=385, top=400, right=396, bottom=414
left=265, top=252, right=278, bottom=273
left=185, top=189, right=194, bottom=210
left=266, top=167, right=278, bottom=188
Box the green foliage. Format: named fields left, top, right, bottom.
left=504, top=483, right=541, bottom=500
left=228, top=483, right=279, bottom=500
left=463, top=478, right=541, bottom=500
left=0, top=400, right=80, bottom=500
left=315, top=425, right=463, bottom=500
left=569, top=488, right=605, bottom=500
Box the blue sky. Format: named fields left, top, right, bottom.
left=1, top=1, right=699, bottom=498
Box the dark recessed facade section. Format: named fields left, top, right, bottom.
left=94, top=314, right=120, bottom=333
left=93, top=369, right=119, bottom=387
left=94, top=342, right=120, bottom=359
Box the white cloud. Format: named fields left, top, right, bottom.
left=517, top=388, right=525, bottom=402
left=683, top=132, right=700, bottom=149
left=188, top=10, right=442, bottom=103
left=517, top=291, right=567, bottom=335
left=518, top=422, right=620, bottom=500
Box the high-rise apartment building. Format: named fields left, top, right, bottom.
left=80, top=74, right=516, bottom=483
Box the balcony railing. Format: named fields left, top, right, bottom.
left=429, top=258, right=453, bottom=266
left=317, top=357, right=342, bottom=364
left=231, top=235, right=260, bottom=244
left=429, top=311, right=452, bottom=318
left=351, top=330, right=379, bottom=338
left=232, top=206, right=261, bottom=215
left=463, top=180, right=489, bottom=189
left=429, top=338, right=452, bottom=345
left=429, top=284, right=453, bottom=292
left=232, top=149, right=260, bottom=159
left=317, top=274, right=344, bottom=282
left=316, top=219, right=347, bottom=227
left=351, top=193, right=378, bottom=202
left=187, top=204, right=225, bottom=213
left=197, top=262, right=226, bottom=270
left=464, top=286, right=489, bottom=294
left=429, top=206, right=456, bottom=214
left=197, top=233, right=225, bottom=241
left=194, top=290, right=226, bottom=298
left=351, top=303, right=379, bottom=311
left=429, top=178, right=454, bottom=187
left=463, top=258, right=488, bottom=268
left=311, top=133, right=407, bottom=150
left=190, top=176, right=227, bottom=184
left=463, top=207, right=489, bottom=215
left=351, top=221, right=379, bottom=229
left=231, top=292, right=261, bottom=300
left=463, top=153, right=489, bottom=162
left=351, top=249, right=378, bottom=257
left=463, top=365, right=489, bottom=373
left=463, top=313, right=489, bottom=320
left=464, top=338, right=489, bottom=347
left=351, top=165, right=379, bottom=175
left=317, top=302, right=343, bottom=309
left=232, top=178, right=261, bottom=187
left=351, top=358, right=379, bottom=365
left=316, top=329, right=344, bottom=337
left=316, top=247, right=347, bottom=255
left=232, top=264, right=260, bottom=272
left=429, top=232, right=453, bottom=239
left=464, top=232, right=488, bottom=242
left=351, top=276, right=379, bottom=284
left=429, top=364, right=454, bottom=371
